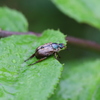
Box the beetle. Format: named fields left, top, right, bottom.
left=25, top=42, right=66, bottom=66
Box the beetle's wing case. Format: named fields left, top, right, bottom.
left=37, top=43, right=52, bottom=50
left=35, top=43, right=54, bottom=58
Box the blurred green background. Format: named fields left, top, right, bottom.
left=0, top=0, right=100, bottom=62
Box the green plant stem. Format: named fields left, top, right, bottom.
left=0, top=30, right=100, bottom=52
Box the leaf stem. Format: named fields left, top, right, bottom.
left=0, top=30, right=100, bottom=52
left=66, top=36, right=100, bottom=52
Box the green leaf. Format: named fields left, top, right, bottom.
left=0, top=7, right=28, bottom=32
left=52, top=0, right=100, bottom=29
left=0, top=29, right=66, bottom=100
left=49, top=59, right=100, bottom=100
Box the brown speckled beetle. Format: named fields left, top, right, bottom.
left=25, top=42, right=66, bottom=66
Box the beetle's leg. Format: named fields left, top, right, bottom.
left=24, top=53, right=35, bottom=62
left=56, top=52, right=61, bottom=58
left=54, top=53, right=61, bottom=59
left=28, top=57, right=47, bottom=66
left=54, top=53, right=58, bottom=59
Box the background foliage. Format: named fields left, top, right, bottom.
left=0, top=0, right=100, bottom=100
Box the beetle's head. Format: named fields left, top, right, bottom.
left=52, top=43, right=66, bottom=51
left=58, top=43, right=66, bottom=49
